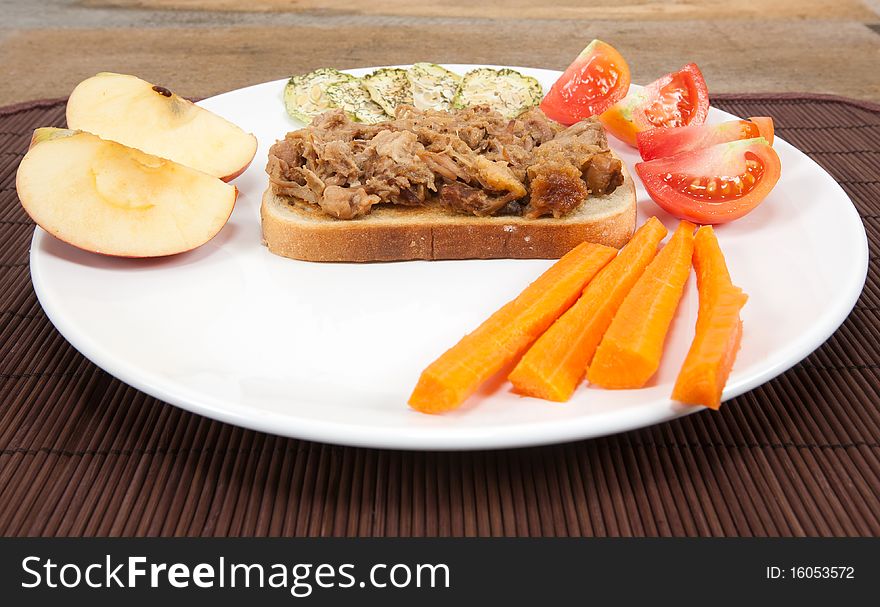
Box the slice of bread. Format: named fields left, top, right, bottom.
left=261, top=163, right=636, bottom=262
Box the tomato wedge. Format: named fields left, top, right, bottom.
left=637, top=116, right=775, bottom=161
left=600, top=63, right=710, bottom=147
left=635, top=138, right=781, bottom=224
left=748, top=116, right=774, bottom=145
left=540, top=39, right=631, bottom=124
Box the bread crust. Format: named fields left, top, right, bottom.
left=261, top=164, right=636, bottom=262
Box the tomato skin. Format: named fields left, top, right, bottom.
left=749, top=116, right=774, bottom=145
left=600, top=63, right=710, bottom=147
left=635, top=138, right=781, bottom=224
left=540, top=39, right=631, bottom=124
left=599, top=104, right=643, bottom=148
left=637, top=117, right=775, bottom=161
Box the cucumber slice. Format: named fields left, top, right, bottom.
left=452, top=68, right=543, bottom=118
left=362, top=68, right=413, bottom=116
left=283, top=68, right=356, bottom=124
left=406, top=63, right=461, bottom=111
left=325, top=79, right=390, bottom=124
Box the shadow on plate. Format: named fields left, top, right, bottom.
left=35, top=222, right=242, bottom=272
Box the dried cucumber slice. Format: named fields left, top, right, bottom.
left=283, top=68, right=356, bottom=124
left=362, top=68, right=413, bottom=116
left=406, top=63, right=461, bottom=111
left=325, top=79, right=389, bottom=124
left=452, top=68, right=543, bottom=118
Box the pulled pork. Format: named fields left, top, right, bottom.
left=266, top=104, right=623, bottom=220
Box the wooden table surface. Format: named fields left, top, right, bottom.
left=1, top=0, right=879, bottom=106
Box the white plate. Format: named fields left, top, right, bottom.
left=29, top=65, right=868, bottom=450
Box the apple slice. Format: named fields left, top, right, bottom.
left=17, top=128, right=238, bottom=257
left=66, top=72, right=257, bottom=181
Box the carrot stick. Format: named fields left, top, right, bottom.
left=508, top=217, right=668, bottom=401
left=409, top=241, right=618, bottom=414
left=587, top=220, right=696, bottom=389
left=672, top=226, right=748, bottom=409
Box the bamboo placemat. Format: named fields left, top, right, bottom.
left=0, top=94, right=878, bottom=537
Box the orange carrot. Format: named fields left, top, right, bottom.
left=508, top=217, right=668, bottom=401
left=409, top=241, right=617, bottom=414
left=588, top=220, right=696, bottom=389
left=672, top=226, right=748, bottom=409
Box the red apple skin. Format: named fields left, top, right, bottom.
left=79, top=186, right=240, bottom=259
left=221, top=155, right=255, bottom=182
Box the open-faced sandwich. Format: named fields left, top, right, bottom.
left=263, top=65, right=636, bottom=262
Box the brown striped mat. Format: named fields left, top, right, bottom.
left=0, top=95, right=878, bottom=537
